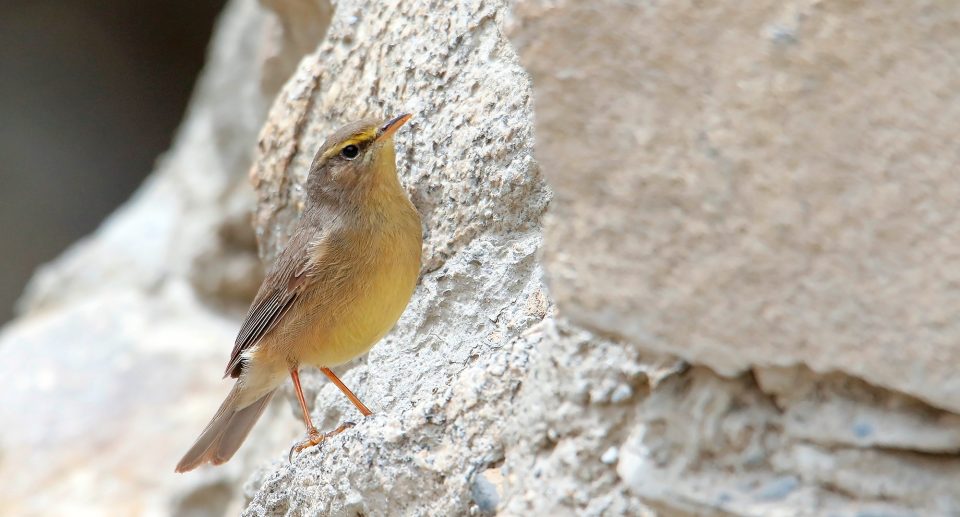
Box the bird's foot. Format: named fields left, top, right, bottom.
left=288, top=422, right=357, bottom=462
left=289, top=427, right=324, bottom=462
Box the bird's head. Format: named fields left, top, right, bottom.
left=305, top=114, right=412, bottom=204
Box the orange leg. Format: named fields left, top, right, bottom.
left=321, top=367, right=373, bottom=416
left=289, top=369, right=323, bottom=460
left=288, top=368, right=370, bottom=462
left=290, top=369, right=319, bottom=432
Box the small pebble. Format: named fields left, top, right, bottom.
left=755, top=475, right=798, bottom=502
left=600, top=446, right=619, bottom=465
left=610, top=384, right=633, bottom=404
left=471, top=472, right=500, bottom=514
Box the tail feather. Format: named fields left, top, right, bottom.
left=175, top=384, right=276, bottom=473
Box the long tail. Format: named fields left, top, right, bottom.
left=175, top=383, right=276, bottom=473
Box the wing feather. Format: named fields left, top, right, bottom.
left=223, top=229, right=320, bottom=378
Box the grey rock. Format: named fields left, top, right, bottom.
left=240, top=0, right=549, bottom=514
left=504, top=1, right=960, bottom=515
left=500, top=321, right=656, bottom=517
left=5, top=0, right=960, bottom=515
left=470, top=468, right=502, bottom=514
left=510, top=0, right=960, bottom=414
left=755, top=366, right=960, bottom=453
left=754, top=476, right=799, bottom=502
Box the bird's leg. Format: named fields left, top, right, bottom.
left=289, top=368, right=324, bottom=460
left=321, top=367, right=373, bottom=416
left=289, top=367, right=371, bottom=461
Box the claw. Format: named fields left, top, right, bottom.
left=327, top=421, right=356, bottom=437
left=289, top=427, right=324, bottom=462
left=287, top=422, right=358, bottom=462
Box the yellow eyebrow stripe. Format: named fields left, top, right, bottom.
left=321, top=128, right=378, bottom=159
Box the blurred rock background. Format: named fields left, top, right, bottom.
left=3, top=0, right=960, bottom=516
left=0, top=0, right=223, bottom=323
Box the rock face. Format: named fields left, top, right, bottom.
left=503, top=1, right=960, bottom=515
left=241, top=0, right=549, bottom=515
left=3, top=0, right=960, bottom=516
left=512, top=0, right=960, bottom=412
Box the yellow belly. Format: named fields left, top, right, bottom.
left=236, top=234, right=420, bottom=406
left=265, top=214, right=422, bottom=368
left=301, top=252, right=419, bottom=366
left=244, top=174, right=422, bottom=378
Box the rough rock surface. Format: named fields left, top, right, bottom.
left=511, top=0, right=960, bottom=410
left=4, top=0, right=960, bottom=516
left=241, top=0, right=549, bottom=515
left=504, top=1, right=960, bottom=515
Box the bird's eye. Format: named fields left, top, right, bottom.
left=340, top=145, right=359, bottom=160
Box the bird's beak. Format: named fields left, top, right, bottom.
left=376, top=113, right=412, bottom=141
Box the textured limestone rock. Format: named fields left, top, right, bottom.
left=241, top=0, right=549, bottom=515
left=505, top=0, right=960, bottom=515
left=511, top=0, right=960, bottom=412
left=6, top=0, right=959, bottom=515
left=498, top=320, right=661, bottom=517
left=499, top=321, right=960, bottom=515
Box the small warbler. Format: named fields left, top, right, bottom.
left=176, top=114, right=422, bottom=472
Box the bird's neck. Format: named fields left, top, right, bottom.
left=360, top=145, right=411, bottom=216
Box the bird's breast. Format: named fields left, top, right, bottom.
left=292, top=212, right=422, bottom=367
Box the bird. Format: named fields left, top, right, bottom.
left=176, top=114, right=422, bottom=472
